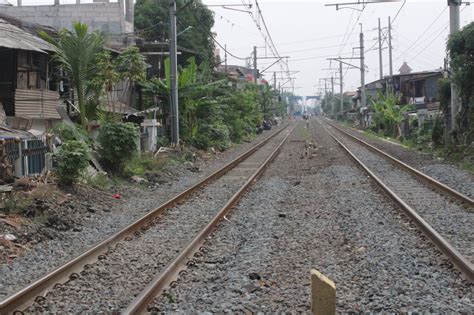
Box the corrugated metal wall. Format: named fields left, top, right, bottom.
left=15, top=89, right=61, bottom=120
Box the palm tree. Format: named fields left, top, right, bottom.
left=41, top=23, right=105, bottom=127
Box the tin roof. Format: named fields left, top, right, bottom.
left=0, top=18, right=53, bottom=53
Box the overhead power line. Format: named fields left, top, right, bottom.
left=393, top=6, right=448, bottom=63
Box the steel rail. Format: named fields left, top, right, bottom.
left=123, top=125, right=297, bottom=314
left=317, top=118, right=474, bottom=283
left=324, top=118, right=474, bottom=208
left=0, top=124, right=290, bottom=315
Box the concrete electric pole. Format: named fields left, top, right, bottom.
left=339, top=58, right=343, bottom=113
left=168, top=0, right=179, bottom=145
left=331, top=76, right=335, bottom=97
left=378, top=18, right=383, bottom=80
left=360, top=24, right=367, bottom=108
left=449, top=0, right=461, bottom=132
left=253, top=46, right=258, bottom=84
left=388, top=16, right=393, bottom=77
left=224, top=44, right=228, bottom=73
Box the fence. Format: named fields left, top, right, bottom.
left=2, top=137, right=50, bottom=178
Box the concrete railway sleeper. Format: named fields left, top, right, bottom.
left=0, top=124, right=294, bottom=314
left=317, top=118, right=474, bottom=283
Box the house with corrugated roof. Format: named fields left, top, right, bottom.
left=0, top=17, right=62, bottom=177
left=0, top=17, right=62, bottom=134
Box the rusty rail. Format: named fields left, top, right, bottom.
left=317, top=118, right=474, bottom=283
left=324, top=118, right=474, bottom=207
left=0, top=124, right=290, bottom=315
left=123, top=125, right=296, bottom=314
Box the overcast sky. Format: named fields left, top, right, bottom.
left=9, top=0, right=474, bottom=97
left=203, top=0, right=474, bottom=97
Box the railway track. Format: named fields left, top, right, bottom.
left=0, top=123, right=295, bottom=314
left=317, top=118, right=474, bottom=283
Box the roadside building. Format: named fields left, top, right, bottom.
left=360, top=62, right=443, bottom=109
left=1, top=0, right=135, bottom=50
left=0, top=17, right=61, bottom=177
left=218, top=65, right=257, bottom=89
left=0, top=17, right=61, bottom=132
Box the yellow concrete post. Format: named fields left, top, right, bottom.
left=311, top=269, right=336, bottom=315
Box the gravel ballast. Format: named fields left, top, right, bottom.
left=150, top=119, right=472, bottom=313
left=328, top=119, right=474, bottom=198
left=21, top=127, right=291, bottom=313
left=0, top=125, right=286, bottom=301
left=322, top=120, right=473, bottom=262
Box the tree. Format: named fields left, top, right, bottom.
left=116, top=46, right=147, bottom=112
left=447, top=21, right=474, bottom=143
left=40, top=23, right=105, bottom=127
left=135, top=0, right=216, bottom=66
left=90, top=50, right=119, bottom=114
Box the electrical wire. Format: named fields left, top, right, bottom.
left=390, top=0, right=407, bottom=26
left=407, top=5, right=470, bottom=66
left=392, top=6, right=448, bottom=64
left=211, top=36, right=248, bottom=60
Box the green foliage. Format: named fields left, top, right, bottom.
left=370, top=92, right=412, bottom=138
left=437, top=78, right=451, bottom=114
left=143, top=57, right=265, bottom=150
left=89, top=50, right=120, bottom=114
left=431, top=116, right=444, bottom=146
left=156, top=136, right=170, bottom=148
left=51, top=123, right=88, bottom=142
left=135, top=0, right=216, bottom=66
left=56, top=140, right=90, bottom=185
left=448, top=21, right=474, bottom=143
left=97, top=122, right=139, bottom=173
left=40, top=23, right=105, bottom=127
left=124, top=154, right=167, bottom=176
left=83, top=172, right=111, bottom=190
left=116, top=46, right=147, bottom=83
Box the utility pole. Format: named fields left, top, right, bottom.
left=378, top=18, right=383, bottom=80
left=224, top=44, right=228, bottom=73
left=388, top=16, right=393, bottom=77
left=253, top=46, right=258, bottom=84
left=339, top=58, right=343, bottom=113
left=331, top=76, right=335, bottom=114
left=360, top=24, right=367, bottom=108
left=273, top=72, right=277, bottom=90
left=324, top=81, right=328, bottom=110
left=331, top=76, right=334, bottom=96
left=449, top=0, right=461, bottom=132
left=168, top=0, right=179, bottom=145
left=388, top=16, right=394, bottom=95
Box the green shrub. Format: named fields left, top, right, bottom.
left=51, top=123, right=87, bottom=142
left=98, top=122, right=138, bottom=173
left=56, top=140, right=90, bottom=184
left=190, top=123, right=231, bottom=151
left=124, top=154, right=167, bottom=176
left=156, top=136, right=170, bottom=148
